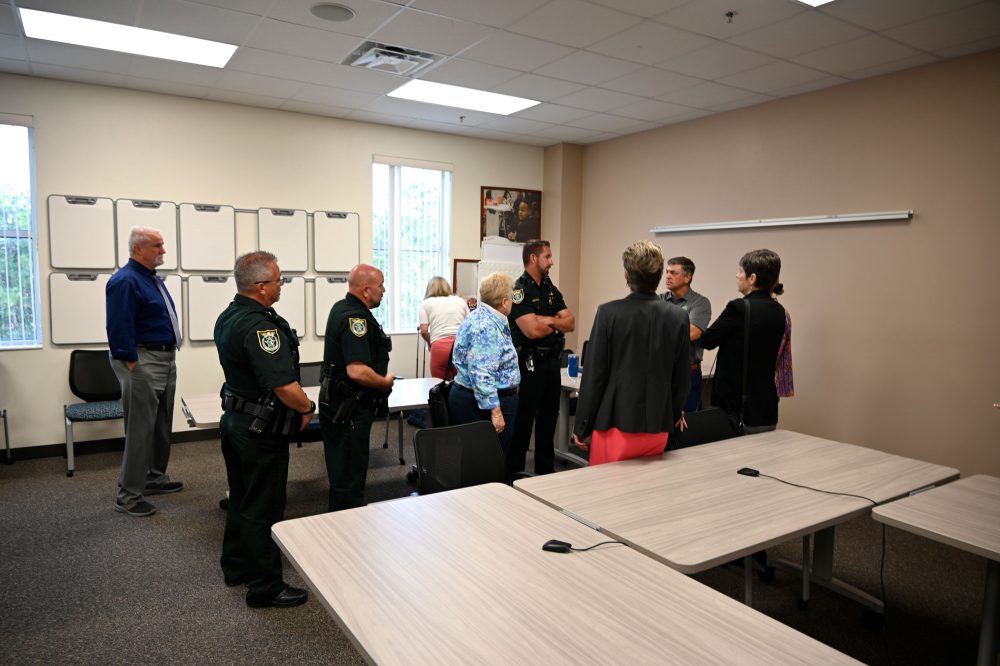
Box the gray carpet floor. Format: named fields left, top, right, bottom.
left=0, top=424, right=988, bottom=665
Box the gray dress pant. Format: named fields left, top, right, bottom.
left=111, top=348, right=176, bottom=504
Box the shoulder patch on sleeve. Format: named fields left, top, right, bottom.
left=257, top=329, right=280, bottom=354
left=349, top=317, right=368, bottom=337
left=512, top=288, right=524, bottom=304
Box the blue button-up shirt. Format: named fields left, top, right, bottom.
left=106, top=259, right=178, bottom=361
left=452, top=302, right=520, bottom=409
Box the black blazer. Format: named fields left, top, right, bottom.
left=574, top=292, right=690, bottom=438
left=698, top=291, right=785, bottom=427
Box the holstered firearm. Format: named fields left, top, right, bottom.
left=221, top=388, right=297, bottom=436
left=318, top=367, right=365, bottom=426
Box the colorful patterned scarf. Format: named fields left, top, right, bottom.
left=775, top=309, right=794, bottom=397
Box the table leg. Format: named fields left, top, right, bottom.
left=397, top=412, right=405, bottom=465
left=978, top=558, right=999, bottom=666
left=2, top=409, right=11, bottom=464
left=801, top=534, right=812, bottom=608
left=554, top=388, right=587, bottom=467
left=744, top=555, right=754, bottom=606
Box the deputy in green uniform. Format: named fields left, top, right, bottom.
left=320, top=263, right=394, bottom=512
left=214, top=251, right=314, bottom=609
left=508, top=240, right=575, bottom=479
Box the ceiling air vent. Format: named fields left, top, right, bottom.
left=344, top=41, right=440, bottom=77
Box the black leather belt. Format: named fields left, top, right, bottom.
left=139, top=344, right=176, bottom=352
left=454, top=383, right=518, bottom=397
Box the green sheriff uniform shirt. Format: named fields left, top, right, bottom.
left=509, top=271, right=567, bottom=351
left=214, top=294, right=300, bottom=401
left=323, top=292, right=390, bottom=390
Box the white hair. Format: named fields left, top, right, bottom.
left=128, top=226, right=161, bottom=256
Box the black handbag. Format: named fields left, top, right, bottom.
left=427, top=380, right=451, bottom=428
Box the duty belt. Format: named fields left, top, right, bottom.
left=221, top=391, right=270, bottom=417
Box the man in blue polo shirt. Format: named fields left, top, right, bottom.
left=106, top=226, right=183, bottom=517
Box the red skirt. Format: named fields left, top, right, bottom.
left=590, top=428, right=669, bottom=466
left=429, top=337, right=457, bottom=380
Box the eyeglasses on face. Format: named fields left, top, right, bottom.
left=255, top=276, right=283, bottom=285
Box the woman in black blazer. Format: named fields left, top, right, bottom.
left=699, top=249, right=786, bottom=432
left=572, top=241, right=691, bottom=464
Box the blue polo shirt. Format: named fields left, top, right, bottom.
left=106, top=259, right=178, bottom=362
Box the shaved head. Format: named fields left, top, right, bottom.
left=348, top=264, right=386, bottom=309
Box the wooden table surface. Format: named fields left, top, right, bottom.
left=273, top=483, right=858, bottom=665
left=516, top=429, right=959, bottom=573
left=873, top=474, right=1000, bottom=561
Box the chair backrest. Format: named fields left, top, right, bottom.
left=412, top=420, right=505, bottom=494
left=669, top=407, right=742, bottom=451
left=299, top=361, right=323, bottom=387
left=68, top=350, right=122, bottom=402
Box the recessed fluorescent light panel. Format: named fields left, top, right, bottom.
left=19, top=8, right=237, bottom=68
left=388, top=80, right=540, bottom=115
left=796, top=0, right=836, bottom=6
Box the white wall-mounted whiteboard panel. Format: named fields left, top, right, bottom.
left=314, top=211, right=359, bottom=273
left=49, top=273, right=111, bottom=344
left=179, top=203, right=235, bottom=271
left=48, top=196, right=115, bottom=270
left=115, top=199, right=178, bottom=270
left=314, top=276, right=349, bottom=337
left=187, top=276, right=234, bottom=342
left=258, top=208, right=307, bottom=272
left=275, top=277, right=305, bottom=339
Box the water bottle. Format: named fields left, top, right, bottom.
left=567, top=353, right=579, bottom=378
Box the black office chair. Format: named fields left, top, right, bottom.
left=580, top=340, right=589, bottom=368
left=411, top=421, right=505, bottom=495
left=294, top=361, right=324, bottom=448
left=64, top=349, right=123, bottom=477
left=668, top=407, right=743, bottom=451
left=559, top=348, right=574, bottom=368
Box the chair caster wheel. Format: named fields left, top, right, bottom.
left=219, top=498, right=229, bottom=511
left=398, top=457, right=406, bottom=465
left=382, top=442, right=389, bottom=449
left=406, top=467, right=419, bottom=484
left=66, top=471, right=74, bottom=477
left=797, top=599, right=809, bottom=611
left=862, top=610, right=884, bottom=630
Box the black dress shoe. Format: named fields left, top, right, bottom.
left=247, top=585, right=308, bottom=608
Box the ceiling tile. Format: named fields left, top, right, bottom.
left=123, top=76, right=211, bottom=99
left=0, top=33, right=25, bottom=60
left=507, top=0, right=642, bottom=49
left=370, top=8, right=494, bottom=56
left=408, top=119, right=471, bottom=136
left=841, top=53, right=939, bottom=80
left=214, top=69, right=305, bottom=98
left=729, top=11, right=868, bottom=58
left=420, top=58, right=521, bottom=89
left=791, top=34, right=921, bottom=75
left=494, top=73, right=586, bottom=101
left=534, top=51, right=643, bottom=86
left=205, top=89, right=285, bottom=108
left=598, top=66, right=701, bottom=97
left=15, top=0, right=140, bottom=25
left=267, top=0, right=403, bottom=38
left=461, top=126, right=520, bottom=141
left=664, top=109, right=711, bottom=125
left=226, top=48, right=329, bottom=84
left=708, top=92, right=773, bottom=112
left=586, top=21, right=714, bottom=65
left=568, top=113, right=653, bottom=132
left=820, top=0, right=982, bottom=31
left=883, top=3, right=1000, bottom=53
left=292, top=83, right=379, bottom=108
left=24, top=39, right=135, bottom=75
left=659, top=42, right=774, bottom=79
left=478, top=116, right=553, bottom=134
left=310, top=64, right=405, bottom=95
left=511, top=103, right=594, bottom=123
left=0, top=5, right=19, bottom=35
left=186, top=0, right=273, bottom=14
left=655, top=0, right=805, bottom=39
left=528, top=124, right=596, bottom=141
left=718, top=60, right=827, bottom=94
left=509, top=133, right=558, bottom=146
left=127, top=58, right=222, bottom=86
left=0, top=57, right=30, bottom=74
left=346, top=109, right=415, bottom=127
left=460, top=32, right=574, bottom=71
left=552, top=87, right=643, bottom=112
left=934, top=34, right=1000, bottom=59
left=613, top=98, right=696, bottom=122
left=659, top=81, right=754, bottom=108
left=30, top=62, right=126, bottom=87
left=247, top=18, right=361, bottom=63
left=362, top=95, right=495, bottom=125
left=279, top=99, right=355, bottom=118
left=577, top=131, right=619, bottom=144
left=587, top=0, right=690, bottom=19
left=410, top=0, right=549, bottom=28
left=770, top=75, right=848, bottom=98
left=139, top=0, right=260, bottom=44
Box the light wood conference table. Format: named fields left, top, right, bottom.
left=273, top=483, right=858, bottom=665
left=872, top=474, right=1000, bottom=666
left=515, top=429, right=959, bottom=611
left=181, top=377, right=439, bottom=464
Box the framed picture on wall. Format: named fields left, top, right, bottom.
left=481, top=186, right=541, bottom=243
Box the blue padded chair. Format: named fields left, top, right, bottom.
left=64, top=349, right=123, bottom=477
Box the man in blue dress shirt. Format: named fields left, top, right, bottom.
left=106, top=226, right=183, bottom=517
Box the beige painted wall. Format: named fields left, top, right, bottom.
left=542, top=143, right=584, bottom=351
left=576, top=50, right=1000, bottom=476
left=0, top=73, right=543, bottom=450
